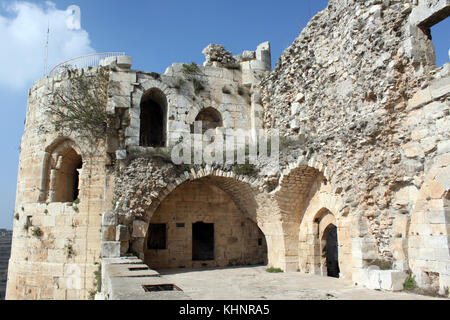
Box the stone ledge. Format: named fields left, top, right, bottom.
left=354, top=267, right=408, bottom=292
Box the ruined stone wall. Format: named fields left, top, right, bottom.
left=105, top=42, right=271, bottom=153
left=260, top=0, right=449, bottom=292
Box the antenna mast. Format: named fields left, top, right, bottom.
left=44, top=22, right=49, bottom=76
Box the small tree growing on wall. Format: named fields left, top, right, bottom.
left=46, top=67, right=112, bottom=141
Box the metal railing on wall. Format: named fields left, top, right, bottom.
left=48, top=52, right=126, bottom=77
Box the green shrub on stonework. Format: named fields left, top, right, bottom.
left=46, top=66, right=111, bottom=141
left=65, top=243, right=74, bottom=259
left=233, top=163, right=257, bottom=176
left=32, top=227, right=43, bottom=238
left=266, top=267, right=283, bottom=273
left=225, top=63, right=241, bottom=70
left=94, top=263, right=102, bottom=293
left=88, top=290, right=96, bottom=300
left=192, top=78, right=205, bottom=95
left=403, top=274, right=417, bottom=291
left=149, top=72, right=161, bottom=80
left=182, top=62, right=200, bottom=75
left=23, top=217, right=32, bottom=232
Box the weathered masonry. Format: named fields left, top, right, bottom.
left=6, top=0, right=450, bottom=300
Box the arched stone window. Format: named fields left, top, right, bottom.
left=40, top=139, right=83, bottom=203
left=139, top=88, right=167, bottom=147
left=190, top=107, right=223, bottom=134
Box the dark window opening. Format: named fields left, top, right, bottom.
left=147, top=224, right=167, bottom=250
left=140, top=100, right=164, bottom=147
left=50, top=147, right=82, bottom=203
left=258, top=238, right=262, bottom=246
left=430, top=17, right=450, bottom=66
left=325, top=225, right=340, bottom=278
left=139, top=89, right=167, bottom=147
left=192, top=222, right=214, bottom=261
left=190, top=107, right=223, bottom=134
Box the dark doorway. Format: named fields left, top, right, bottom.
left=325, top=225, right=340, bottom=278
left=140, top=99, right=165, bottom=147
left=192, top=222, right=214, bottom=261
left=72, top=160, right=82, bottom=201
left=147, top=224, right=167, bottom=250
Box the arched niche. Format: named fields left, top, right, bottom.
left=41, top=138, right=83, bottom=203
left=190, top=107, right=223, bottom=134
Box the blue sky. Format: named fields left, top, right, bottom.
left=0, top=1, right=448, bottom=229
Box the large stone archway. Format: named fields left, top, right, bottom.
left=102, top=158, right=349, bottom=274
left=296, top=173, right=352, bottom=279
left=117, top=167, right=272, bottom=265
left=142, top=179, right=267, bottom=269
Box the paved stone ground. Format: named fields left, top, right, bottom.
left=158, top=266, right=445, bottom=300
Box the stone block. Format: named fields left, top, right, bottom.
left=437, top=140, right=450, bottom=155
left=430, top=76, right=450, bottom=99
left=120, top=241, right=129, bottom=255
left=125, top=126, right=140, bottom=138
left=242, top=50, right=256, bottom=61
left=116, top=149, right=127, bottom=160
left=402, top=141, right=423, bottom=158
left=102, top=226, right=116, bottom=241
left=352, top=238, right=378, bottom=260
left=100, top=57, right=117, bottom=67
left=294, top=92, right=305, bottom=103
left=116, top=56, right=132, bottom=69
left=435, top=166, right=450, bottom=190
left=250, top=59, right=266, bottom=71
left=407, top=88, right=432, bottom=110
left=108, top=95, right=131, bottom=109
left=101, top=241, right=121, bottom=258
left=116, top=225, right=130, bottom=242
left=363, top=269, right=408, bottom=291
left=131, top=238, right=145, bottom=257
left=379, top=270, right=408, bottom=291
left=290, top=119, right=301, bottom=130
left=352, top=268, right=369, bottom=286
left=409, top=0, right=450, bottom=27
left=132, top=220, right=148, bottom=238
left=42, top=216, right=56, bottom=227
left=102, top=212, right=117, bottom=227
left=291, top=103, right=301, bottom=115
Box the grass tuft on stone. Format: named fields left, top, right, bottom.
left=266, top=267, right=283, bottom=273
left=403, top=274, right=417, bottom=291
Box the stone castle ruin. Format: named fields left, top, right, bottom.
left=6, top=0, right=450, bottom=299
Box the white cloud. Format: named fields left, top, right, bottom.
left=0, top=1, right=95, bottom=90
